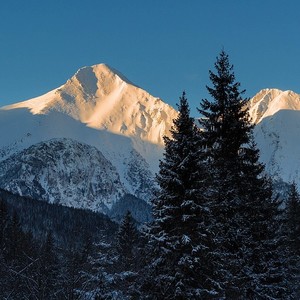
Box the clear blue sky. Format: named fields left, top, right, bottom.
left=0, top=0, right=299, bottom=115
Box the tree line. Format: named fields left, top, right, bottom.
left=0, top=51, right=299, bottom=299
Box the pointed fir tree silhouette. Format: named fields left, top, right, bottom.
left=143, top=91, right=220, bottom=299
left=198, top=50, right=287, bottom=299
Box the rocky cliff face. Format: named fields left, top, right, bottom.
left=0, top=139, right=127, bottom=212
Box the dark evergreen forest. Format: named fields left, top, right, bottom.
left=0, top=51, right=299, bottom=299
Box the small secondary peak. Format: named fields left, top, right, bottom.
left=248, top=89, right=300, bottom=124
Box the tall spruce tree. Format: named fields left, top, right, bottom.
left=198, top=50, right=286, bottom=298
left=143, top=92, right=220, bottom=299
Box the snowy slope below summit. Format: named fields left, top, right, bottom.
left=254, top=110, right=300, bottom=184
left=0, top=109, right=154, bottom=204
left=249, top=89, right=300, bottom=187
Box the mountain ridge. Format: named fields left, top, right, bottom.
left=0, top=64, right=300, bottom=216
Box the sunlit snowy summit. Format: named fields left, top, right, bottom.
left=3, top=64, right=177, bottom=146
left=0, top=64, right=299, bottom=216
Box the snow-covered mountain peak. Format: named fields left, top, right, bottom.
left=68, top=64, right=136, bottom=97
left=2, top=64, right=177, bottom=146
left=248, top=88, right=300, bottom=124
left=59, top=63, right=177, bottom=145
